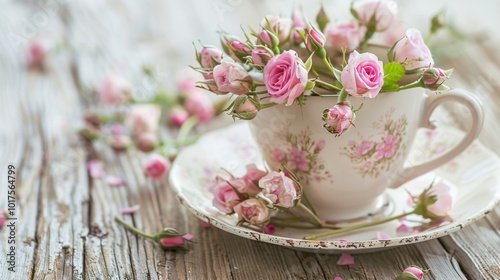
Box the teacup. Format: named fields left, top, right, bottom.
left=249, top=88, right=483, bottom=221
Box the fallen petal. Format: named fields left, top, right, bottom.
left=337, top=253, right=355, bottom=265
left=199, top=220, right=211, bottom=228
left=339, top=239, right=347, bottom=243
left=396, top=224, right=412, bottom=234
left=262, top=223, right=276, bottom=234
left=87, top=160, right=105, bottom=178
left=120, top=205, right=140, bottom=214
left=183, top=233, right=194, bottom=240
left=107, top=176, right=126, bottom=187
left=376, top=231, right=391, bottom=240
left=334, top=277, right=343, bottom=280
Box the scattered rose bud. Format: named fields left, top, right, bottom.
left=213, top=58, right=253, bottom=95
left=97, top=74, right=132, bottom=105
left=27, top=38, right=50, bottom=69
left=87, top=159, right=105, bottom=178
left=262, top=223, right=276, bottom=234
left=126, top=104, right=161, bottom=137
left=324, top=20, right=366, bottom=52
left=337, top=253, right=355, bottom=265
left=209, top=176, right=241, bottom=214
left=169, top=107, right=190, bottom=127
left=107, top=175, right=126, bottom=187
left=184, top=91, right=215, bottom=122
left=199, top=45, right=224, bottom=69
left=323, top=103, right=356, bottom=135
left=421, top=67, right=452, bottom=91
left=390, top=28, right=434, bottom=71
left=396, top=266, right=428, bottom=280
left=109, top=135, right=131, bottom=152
left=354, top=0, right=398, bottom=31
left=234, top=198, right=270, bottom=225
left=251, top=46, right=274, bottom=66
left=143, top=154, right=171, bottom=180
left=120, top=205, right=140, bottom=214
left=259, top=171, right=299, bottom=208
left=341, top=51, right=384, bottom=98
left=135, top=132, right=158, bottom=153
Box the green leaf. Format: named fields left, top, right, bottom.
left=383, top=62, right=405, bottom=85
left=304, top=52, right=315, bottom=72
left=333, top=68, right=343, bottom=81
left=381, top=84, right=400, bottom=92
left=316, top=6, right=330, bottom=32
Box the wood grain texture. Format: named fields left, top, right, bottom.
left=1, top=1, right=500, bottom=279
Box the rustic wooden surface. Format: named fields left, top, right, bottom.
left=1, top=1, right=500, bottom=279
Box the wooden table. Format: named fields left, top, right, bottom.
left=1, top=1, right=500, bottom=279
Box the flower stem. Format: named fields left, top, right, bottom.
left=298, top=202, right=323, bottom=226
left=315, top=80, right=341, bottom=92
left=303, top=211, right=416, bottom=240
left=301, top=191, right=321, bottom=219
left=321, top=57, right=334, bottom=73
left=115, top=216, right=155, bottom=239
left=398, top=80, right=425, bottom=91
left=271, top=220, right=320, bottom=230
left=337, top=88, right=348, bottom=103
left=177, top=115, right=199, bottom=143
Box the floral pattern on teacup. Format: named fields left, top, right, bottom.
left=262, top=127, right=332, bottom=184
left=342, top=107, right=408, bottom=178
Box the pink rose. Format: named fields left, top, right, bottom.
left=244, top=164, right=267, bottom=182
left=213, top=58, right=253, bottom=95
left=157, top=230, right=193, bottom=250
left=251, top=46, right=274, bottom=66
left=263, top=50, right=308, bottom=106
left=27, top=38, right=50, bottom=68
left=184, top=91, right=215, bottom=122
left=260, top=15, right=293, bottom=43
left=324, top=20, right=366, bottom=52
left=143, top=154, right=171, bottom=180
left=210, top=176, right=241, bottom=214
left=354, top=0, right=398, bottom=31
left=228, top=177, right=261, bottom=197
left=177, top=70, right=200, bottom=95
left=259, top=171, right=299, bottom=208
left=169, top=107, right=189, bottom=127
left=426, top=182, right=452, bottom=218
left=234, top=198, right=270, bottom=225
left=392, top=28, right=434, bottom=71
left=126, top=104, right=161, bottom=137
left=199, top=45, right=224, bottom=68
left=323, top=103, right=356, bottom=135
left=341, top=51, right=384, bottom=98
left=421, top=67, right=450, bottom=91
left=235, top=98, right=258, bottom=114
left=98, top=74, right=132, bottom=105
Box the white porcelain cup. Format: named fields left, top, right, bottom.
left=249, top=88, right=483, bottom=221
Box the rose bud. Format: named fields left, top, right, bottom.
left=390, top=28, right=434, bottom=71
left=228, top=177, right=261, bottom=197
left=244, top=164, right=267, bottom=182
left=97, top=74, right=132, bottom=106
left=135, top=132, right=158, bottom=153
left=213, top=58, right=253, bottom=95
left=109, top=134, right=131, bottom=152
left=292, top=10, right=307, bottom=43
left=259, top=171, right=300, bottom=208
left=125, top=104, right=161, bottom=137
left=412, top=182, right=453, bottom=220
left=232, top=97, right=259, bottom=120
left=305, top=25, right=326, bottom=53
left=234, top=198, right=270, bottom=225
left=262, top=223, right=276, bottom=234
left=421, top=67, right=453, bottom=91
left=209, top=176, right=241, bottom=214
left=154, top=228, right=194, bottom=251
left=395, top=266, right=427, bottom=280
left=324, top=20, right=367, bottom=52
left=169, top=107, right=190, bottom=127
left=251, top=46, right=274, bottom=66
left=198, top=45, right=224, bottom=69
left=177, top=70, right=200, bottom=96
left=143, top=154, right=171, bottom=180
left=78, top=125, right=101, bottom=141
left=83, top=111, right=103, bottom=129
left=260, top=15, right=293, bottom=43
left=341, top=51, right=384, bottom=98
left=258, top=29, right=280, bottom=51
left=354, top=0, right=398, bottom=32
left=184, top=91, right=215, bottom=122
left=27, top=38, right=51, bottom=69
left=229, top=40, right=252, bottom=61
left=322, top=103, right=356, bottom=135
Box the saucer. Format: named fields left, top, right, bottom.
left=169, top=123, right=500, bottom=253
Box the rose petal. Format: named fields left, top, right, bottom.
left=339, top=239, right=347, bottom=243
left=120, top=205, right=140, bottom=215
left=376, top=231, right=391, bottom=240
left=200, top=220, right=211, bottom=228
left=87, top=160, right=105, bottom=178
left=396, top=224, right=412, bottom=234
left=262, top=223, right=276, bottom=234
left=337, top=253, right=355, bottom=265
left=183, top=233, right=194, bottom=241
left=106, top=176, right=126, bottom=187
left=334, top=277, right=343, bottom=280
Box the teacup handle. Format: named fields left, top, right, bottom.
left=389, top=89, right=484, bottom=189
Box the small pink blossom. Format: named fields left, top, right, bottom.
left=324, top=103, right=356, bottom=135
left=353, top=140, right=375, bottom=158
left=143, top=154, right=171, bottom=181
left=126, top=104, right=161, bottom=137
left=259, top=171, right=299, bottom=208
left=210, top=176, right=241, bottom=214
left=98, top=74, right=132, bottom=105
left=184, top=91, right=215, bottom=122
left=341, top=51, right=384, bottom=98
left=199, top=45, right=224, bottom=68
left=324, top=20, right=366, bottom=52
left=354, top=0, right=398, bottom=31
left=120, top=205, right=140, bottom=214
left=315, top=140, right=326, bottom=151
left=262, top=223, right=276, bottom=234
left=107, top=176, right=126, bottom=187
left=337, top=253, right=355, bottom=265
left=87, top=160, right=105, bottom=178
left=27, top=38, right=50, bottom=68
left=263, top=50, right=308, bottom=106
left=392, top=28, right=434, bottom=71
left=213, top=58, right=253, bottom=95
left=169, top=107, right=190, bottom=127
left=260, top=15, right=293, bottom=43
left=244, top=164, right=267, bottom=182
left=375, top=134, right=399, bottom=159
left=287, top=147, right=310, bottom=171
left=234, top=198, right=270, bottom=225
left=272, top=149, right=285, bottom=162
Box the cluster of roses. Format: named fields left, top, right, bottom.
left=194, top=0, right=452, bottom=136
left=80, top=70, right=216, bottom=182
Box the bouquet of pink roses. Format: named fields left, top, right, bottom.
left=193, top=0, right=451, bottom=136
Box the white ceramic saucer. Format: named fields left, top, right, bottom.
left=169, top=123, right=500, bottom=254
